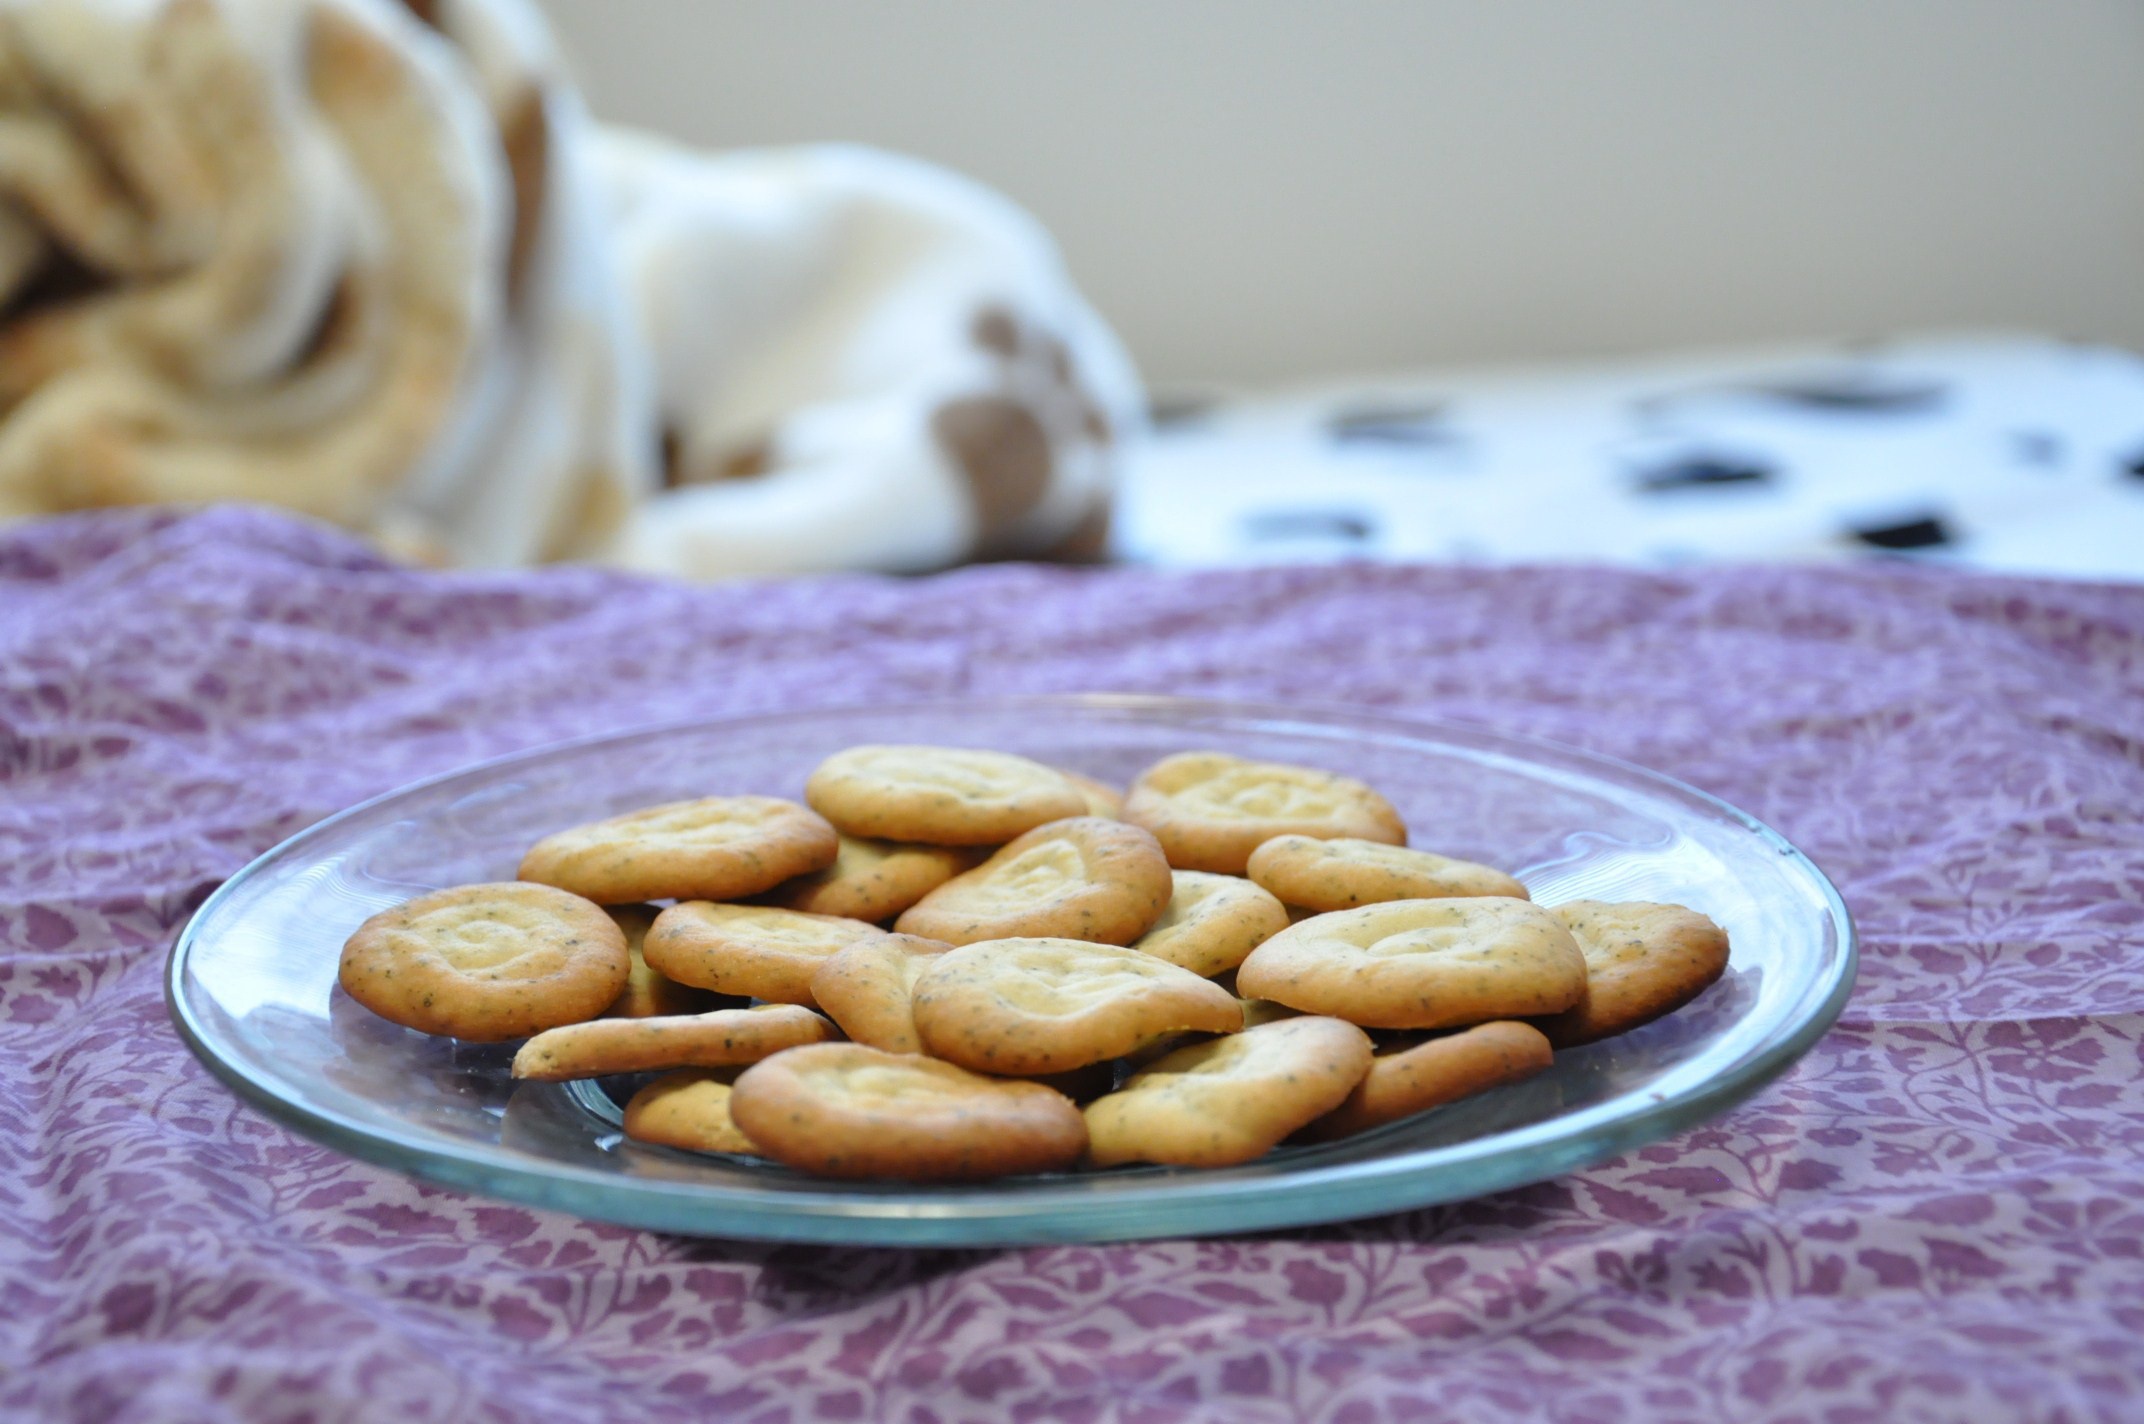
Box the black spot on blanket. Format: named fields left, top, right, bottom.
left=1850, top=515, right=1955, bottom=550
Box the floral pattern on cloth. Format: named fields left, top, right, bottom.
left=3, top=506, right=2142, bottom=1424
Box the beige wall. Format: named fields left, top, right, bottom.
left=543, top=0, right=2144, bottom=387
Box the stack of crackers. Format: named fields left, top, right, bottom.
left=338, top=746, right=1729, bottom=1181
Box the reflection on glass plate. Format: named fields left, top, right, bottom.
left=168, top=695, right=1855, bottom=1245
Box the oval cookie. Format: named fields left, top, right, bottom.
left=511, top=1003, right=834, bottom=1080
left=1246, top=836, right=1528, bottom=911
left=623, top=1071, right=758, bottom=1155
left=1298, top=1020, right=1553, bottom=1141
left=727, top=1043, right=1089, bottom=1181
left=894, top=817, right=1173, bottom=947
left=1235, top=898, right=1586, bottom=1030
left=1123, top=752, right=1406, bottom=874
left=1132, top=870, right=1291, bottom=977
left=757, top=834, right=981, bottom=921
left=603, top=904, right=728, bottom=1018
left=805, top=745, right=1088, bottom=846
left=1061, top=770, right=1125, bottom=819
left=644, top=902, right=890, bottom=1005
left=1084, top=1016, right=1374, bottom=1168
left=338, top=882, right=629, bottom=1042
left=808, top=933, right=954, bottom=1054
left=1537, top=901, right=1731, bottom=1047
left=912, top=937, right=1243, bottom=1075
left=519, top=796, right=838, bottom=904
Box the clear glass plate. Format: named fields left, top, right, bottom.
left=167, top=695, right=1855, bottom=1245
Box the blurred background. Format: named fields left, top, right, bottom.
left=547, top=0, right=2144, bottom=388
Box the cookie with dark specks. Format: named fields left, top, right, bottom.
left=602, top=904, right=730, bottom=1018
left=1235, top=898, right=1586, bottom=1030
left=623, top=1071, right=757, bottom=1155
left=1123, top=751, right=1405, bottom=873
left=911, top=937, right=1241, bottom=1075
left=756, top=833, right=982, bottom=921
left=805, top=744, right=1087, bottom=845
left=727, top=1043, right=1088, bottom=1181
left=1247, top=836, right=1527, bottom=911
left=895, top=817, right=1172, bottom=946
left=1084, top=1016, right=1374, bottom=1168
left=1298, top=1020, right=1553, bottom=1140
left=808, top=932, right=954, bottom=1054
left=1131, top=870, right=1290, bottom=977
left=511, top=1003, right=834, bottom=1080
left=519, top=796, right=837, bottom=904
left=1537, top=901, right=1730, bottom=1047
left=644, top=902, right=891, bottom=1005
left=338, top=882, right=627, bottom=1041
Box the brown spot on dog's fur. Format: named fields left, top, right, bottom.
left=933, top=394, right=1053, bottom=543
left=662, top=432, right=776, bottom=486
left=398, top=0, right=442, bottom=27
left=292, top=270, right=363, bottom=369
left=971, top=305, right=1020, bottom=359
left=1039, top=499, right=1112, bottom=563
left=498, top=87, right=549, bottom=305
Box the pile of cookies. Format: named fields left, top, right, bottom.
left=338, top=745, right=1730, bottom=1181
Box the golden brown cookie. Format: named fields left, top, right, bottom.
left=807, top=933, right=954, bottom=1054
left=1298, top=1020, right=1553, bottom=1140
left=1084, top=1016, right=1374, bottom=1168
left=338, top=882, right=628, bottom=1041
left=1131, top=870, right=1291, bottom=977
left=518, top=796, right=838, bottom=904
left=727, top=1043, right=1089, bottom=1181
left=756, top=834, right=981, bottom=921
left=510, top=1004, right=834, bottom=1080
left=1246, top=836, right=1528, bottom=911
left=894, top=817, right=1173, bottom=946
left=623, top=1070, right=758, bottom=1155
left=1123, top=752, right=1407, bottom=873
left=602, top=905, right=728, bottom=1018
left=911, top=937, right=1243, bottom=1074
left=1235, top=898, right=1586, bottom=1030
left=1061, top=770, right=1125, bottom=819
left=643, top=902, right=891, bottom=1005
left=1537, top=901, right=1731, bottom=1047
left=805, top=745, right=1088, bottom=846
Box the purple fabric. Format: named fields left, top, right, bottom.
left=4, top=506, right=2142, bottom=1424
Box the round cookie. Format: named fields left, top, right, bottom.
left=519, top=796, right=838, bottom=904
left=511, top=1004, right=834, bottom=1081
left=757, top=834, right=981, bottom=921
left=912, top=937, right=1243, bottom=1075
left=1123, top=752, right=1407, bottom=874
left=1247, top=836, right=1528, bottom=911
left=623, top=1071, right=758, bottom=1155
left=808, top=933, right=955, bottom=1054
left=602, top=904, right=729, bottom=1019
left=1537, top=901, right=1731, bottom=1048
left=1235, top=898, right=1587, bottom=1031
left=1084, top=1016, right=1374, bottom=1168
left=805, top=745, right=1088, bottom=846
left=338, top=882, right=629, bottom=1041
left=895, top=817, right=1173, bottom=946
left=1298, top=1020, right=1553, bottom=1141
left=644, top=902, right=891, bottom=1005
left=727, top=1043, right=1089, bottom=1181
left=1132, top=870, right=1290, bottom=977
left=1061, top=770, right=1126, bottom=819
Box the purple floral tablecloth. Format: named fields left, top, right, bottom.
left=4, top=507, right=2141, bottom=1423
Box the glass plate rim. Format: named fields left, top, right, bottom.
left=166, top=691, right=1858, bottom=1245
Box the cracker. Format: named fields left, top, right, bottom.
left=808, top=933, right=954, bottom=1054
left=623, top=1070, right=757, bottom=1155
left=805, top=745, right=1088, bottom=845
left=1132, top=870, right=1290, bottom=977
left=1537, top=901, right=1730, bottom=1047
left=1235, top=898, right=1587, bottom=1030
left=518, top=796, right=838, bottom=904
left=727, top=1043, right=1089, bottom=1181
left=757, top=834, right=981, bottom=921
left=1247, top=836, right=1528, bottom=911
left=644, top=902, right=891, bottom=1005
left=1298, top=1020, right=1553, bottom=1140
left=1061, top=770, right=1125, bottom=819
left=602, top=904, right=729, bottom=1018
left=1123, top=752, right=1406, bottom=873
left=1084, top=1016, right=1374, bottom=1168
left=338, top=882, right=628, bottom=1042
left=511, top=1003, right=834, bottom=1080
left=911, top=937, right=1243, bottom=1075
left=895, top=817, right=1173, bottom=946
